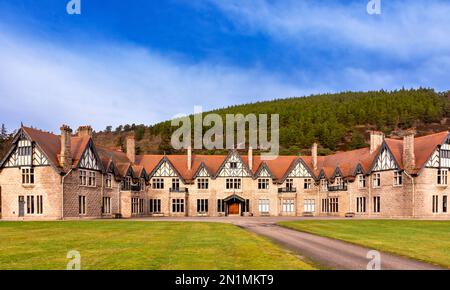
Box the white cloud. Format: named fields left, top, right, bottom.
left=0, top=26, right=315, bottom=132
left=206, top=0, right=450, bottom=58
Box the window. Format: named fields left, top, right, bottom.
left=22, top=168, right=34, bottom=184
left=172, top=179, right=180, bottom=190
left=373, top=173, right=381, bottom=188
left=102, top=197, right=111, bottom=214
left=230, top=162, right=238, bottom=169
left=320, top=179, right=328, bottom=191
left=149, top=199, right=161, bottom=214
left=36, top=195, right=43, bottom=214
left=79, top=196, right=86, bottom=215
left=88, top=171, right=96, bottom=187
left=244, top=199, right=250, bottom=213
left=322, top=198, right=339, bottom=213
left=197, top=199, right=209, bottom=213
left=131, top=198, right=139, bottom=214
left=356, top=197, right=367, bottom=213
left=432, top=195, right=439, bottom=213
left=122, top=176, right=132, bottom=191
left=172, top=199, right=185, bottom=213
left=286, top=179, right=294, bottom=191
left=140, top=179, right=146, bottom=191
left=437, top=170, right=448, bottom=186
left=258, top=199, right=270, bottom=213
left=80, top=170, right=96, bottom=187
left=139, top=199, right=144, bottom=214
left=18, top=145, right=32, bottom=156
left=304, top=199, right=315, bottom=213
left=335, top=177, right=343, bottom=186
left=217, top=199, right=226, bottom=213
left=197, top=178, right=209, bottom=190
left=443, top=196, right=448, bottom=213
left=152, top=178, right=164, bottom=189
left=226, top=178, right=241, bottom=190
left=26, top=196, right=34, bottom=214
left=258, top=179, right=269, bottom=190
left=106, top=174, right=113, bottom=188
left=358, top=175, right=366, bottom=189
left=393, top=171, right=403, bottom=186
left=282, top=199, right=295, bottom=213
left=373, top=196, right=381, bottom=213
left=304, top=179, right=312, bottom=190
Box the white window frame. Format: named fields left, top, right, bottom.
left=102, top=197, right=111, bottom=214
left=79, top=195, right=86, bottom=215
left=22, top=167, right=35, bottom=185
left=258, top=199, right=270, bottom=213
left=106, top=173, right=113, bottom=188
left=149, top=199, right=161, bottom=214
left=373, top=196, right=381, bottom=213
left=282, top=199, right=295, bottom=213
left=197, top=199, right=209, bottom=213
left=356, top=197, right=366, bottom=213
left=373, top=173, right=381, bottom=188
left=393, top=171, right=403, bottom=187
left=226, top=178, right=241, bottom=190
left=304, top=199, right=315, bottom=213
left=437, top=169, right=448, bottom=186
left=258, top=178, right=270, bottom=190
left=197, top=178, right=209, bottom=190
left=304, top=178, right=312, bottom=190
left=320, top=179, right=328, bottom=192
left=152, top=178, right=164, bottom=189
left=358, top=175, right=366, bottom=189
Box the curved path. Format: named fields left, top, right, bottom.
left=134, top=217, right=442, bottom=270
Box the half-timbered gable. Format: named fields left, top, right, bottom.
left=1, top=130, right=50, bottom=168
left=254, top=162, right=274, bottom=180
left=193, top=163, right=211, bottom=179
left=77, top=141, right=102, bottom=171
left=370, top=144, right=399, bottom=172
left=426, top=135, right=450, bottom=169
left=216, top=151, right=251, bottom=178
left=285, top=159, right=313, bottom=179
left=150, top=157, right=183, bottom=180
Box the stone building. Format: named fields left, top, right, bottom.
left=0, top=125, right=449, bottom=220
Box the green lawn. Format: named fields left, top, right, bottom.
left=0, top=221, right=314, bottom=270
left=279, top=220, right=450, bottom=268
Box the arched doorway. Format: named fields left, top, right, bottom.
left=224, top=194, right=245, bottom=216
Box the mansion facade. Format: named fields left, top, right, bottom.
left=0, top=125, right=449, bottom=220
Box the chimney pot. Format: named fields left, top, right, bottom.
left=187, top=146, right=192, bottom=170
left=126, top=135, right=136, bottom=164
left=370, top=131, right=385, bottom=154
left=403, top=130, right=416, bottom=171
left=248, top=146, right=253, bottom=171
left=60, top=125, right=73, bottom=171
left=77, top=125, right=93, bottom=137
left=312, top=143, right=318, bottom=171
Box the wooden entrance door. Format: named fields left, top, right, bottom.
left=228, top=202, right=240, bottom=215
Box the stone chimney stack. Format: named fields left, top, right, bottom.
left=403, top=130, right=416, bottom=171
left=77, top=125, right=93, bottom=137
left=370, top=131, right=385, bottom=154
left=312, top=143, right=318, bottom=171
left=126, top=135, right=135, bottom=164
left=248, top=146, right=253, bottom=171
left=187, top=146, right=192, bottom=170
left=60, top=125, right=73, bottom=171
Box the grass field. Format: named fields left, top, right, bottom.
left=279, top=220, right=450, bottom=268
left=0, top=221, right=314, bottom=270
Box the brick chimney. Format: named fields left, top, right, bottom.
left=187, top=146, right=192, bottom=170
left=403, top=130, right=416, bottom=171
left=312, top=143, right=318, bottom=171
left=126, top=135, right=135, bottom=163
left=370, top=131, right=385, bottom=154
left=77, top=125, right=93, bottom=137
left=248, top=146, right=253, bottom=171
left=60, top=125, right=73, bottom=171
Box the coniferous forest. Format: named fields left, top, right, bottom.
left=1, top=89, right=450, bottom=159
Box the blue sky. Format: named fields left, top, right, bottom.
left=0, top=0, right=449, bottom=132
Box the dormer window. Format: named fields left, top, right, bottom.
left=320, top=179, right=328, bottom=191
left=105, top=174, right=113, bottom=188
left=335, top=177, right=343, bottom=186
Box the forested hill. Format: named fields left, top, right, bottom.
left=93, top=89, right=450, bottom=156
left=1, top=89, right=449, bottom=160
